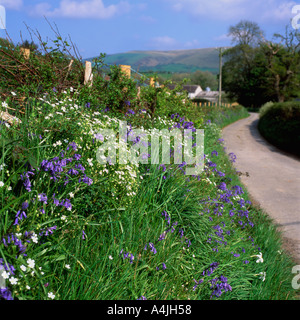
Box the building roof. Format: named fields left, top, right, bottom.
left=195, top=91, right=221, bottom=98
left=167, top=84, right=202, bottom=94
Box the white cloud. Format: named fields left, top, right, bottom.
left=29, top=0, right=130, bottom=19
left=149, top=36, right=202, bottom=50
left=164, top=0, right=298, bottom=24
left=139, top=15, right=156, bottom=24
left=261, top=1, right=296, bottom=22
left=165, top=0, right=247, bottom=21
left=214, top=33, right=232, bottom=41
left=0, top=0, right=23, bottom=10
left=183, top=39, right=200, bottom=48
left=149, top=36, right=178, bottom=49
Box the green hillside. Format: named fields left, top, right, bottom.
left=86, top=48, right=222, bottom=74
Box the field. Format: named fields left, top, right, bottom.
left=87, top=48, right=220, bottom=74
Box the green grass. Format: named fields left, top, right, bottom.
left=0, top=91, right=298, bottom=301
left=202, top=104, right=250, bottom=128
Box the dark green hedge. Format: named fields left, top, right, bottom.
left=258, top=101, right=300, bottom=156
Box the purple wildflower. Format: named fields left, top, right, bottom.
left=23, top=178, right=32, bottom=192
left=21, top=201, right=29, bottom=210
left=67, top=168, right=79, bottom=176
left=38, top=193, right=48, bottom=204
left=161, top=210, right=171, bottom=225
left=209, top=275, right=232, bottom=299
left=94, top=133, right=104, bottom=141
left=67, top=142, right=77, bottom=151
left=73, top=154, right=81, bottom=160
left=79, top=174, right=93, bottom=185
left=13, top=210, right=27, bottom=225
left=0, top=288, right=13, bottom=300
left=193, top=278, right=204, bottom=291
left=144, top=242, right=157, bottom=255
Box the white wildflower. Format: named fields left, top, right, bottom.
left=9, top=277, right=18, bottom=285
left=65, top=264, right=70, bottom=269
left=255, top=252, right=264, bottom=263
left=1, top=101, right=8, bottom=108
left=31, top=233, right=38, bottom=243
left=69, top=192, right=74, bottom=198
left=259, top=272, right=266, bottom=281
left=0, top=181, right=4, bottom=188
left=1, top=270, right=10, bottom=279
left=20, top=265, right=27, bottom=272
left=48, top=292, right=55, bottom=299
left=27, top=258, right=35, bottom=269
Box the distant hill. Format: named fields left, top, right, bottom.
left=85, top=48, right=223, bottom=74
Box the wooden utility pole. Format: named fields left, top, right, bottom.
left=218, top=47, right=222, bottom=106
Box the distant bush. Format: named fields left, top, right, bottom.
left=258, top=101, right=300, bottom=156
left=259, top=101, right=274, bottom=118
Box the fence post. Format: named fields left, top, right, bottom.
left=84, top=61, right=93, bottom=86
left=137, top=86, right=141, bottom=99
left=120, top=65, right=131, bottom=78
left=149, top=77, right=155, bottom=87
left=20, top=48, right=30, bottom=60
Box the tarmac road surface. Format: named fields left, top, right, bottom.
left=222, top=112, right=300, bottom=264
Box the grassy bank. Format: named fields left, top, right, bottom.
left=0, top=89, right=297, bottom=300
left=202, top=104, right=250, bottom=128
left=0, top=32, right=297, bottom=300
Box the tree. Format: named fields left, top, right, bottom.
left=261, top=26, right=300, bottom=102
left=171, top=70, right=218, bottom=90
left=222, top=44, right=270, bottom=108
left=228, top=20, right=264, bottom=46
left=190, top=70, right=218, bottom=90
left=222, top=23, right=300, bottom=108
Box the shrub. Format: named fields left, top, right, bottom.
left=258, top=101, right=300, bottom=156
left=259, top=101, right=274, bottom=118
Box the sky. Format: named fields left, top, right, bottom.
left=0, top=0, right=299, bottom=59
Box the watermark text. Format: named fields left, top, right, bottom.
left=292, top=5, right=300, bottom=30
left=0, top=5, right=5, bottom=30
